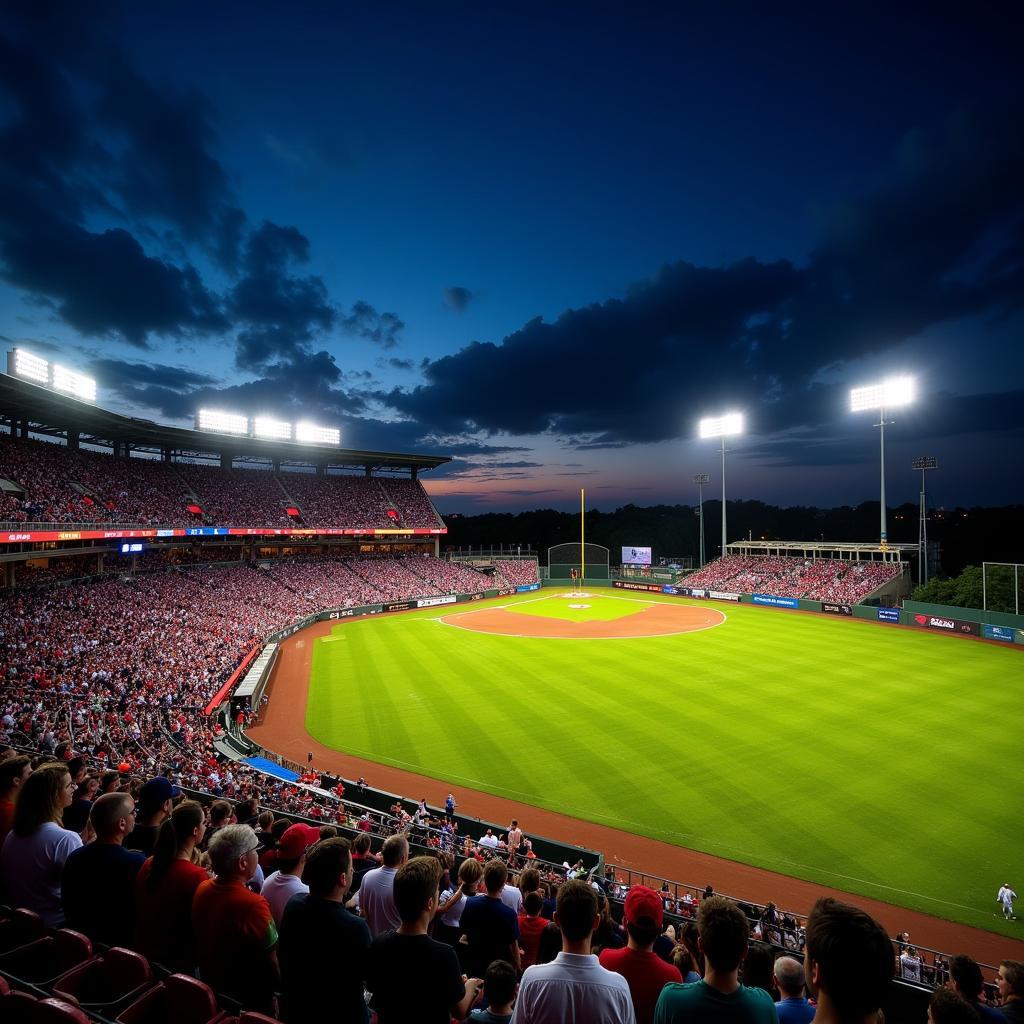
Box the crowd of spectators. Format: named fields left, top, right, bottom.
left=683, top=555, right=901, bottom=603
left=2, top=757, right=1020, bottom=1024
left=0, top=435, right=447, bottom=530
left=493, top=560, right=541, bottom=589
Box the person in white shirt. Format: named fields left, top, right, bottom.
left=512, top=879, right=635, bottom=1024
left=354, top=833, right=408, bottom=936
left=0, top=763, right=82, bottom=926
left=998, top=884, right=1018, bottom=920
left=479, top=829, right=499, bottom=850
left=436, top=856, right=483, bottom=944
left=501, top=879, right=524, bottom=914
left=260, top=823, right=319, bottom=925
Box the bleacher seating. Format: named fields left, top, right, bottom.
left=493, top=560, right=540, bottom=589
left=683, top=554, right=901, bottom=603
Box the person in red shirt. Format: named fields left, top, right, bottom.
left=600, top=885, right=683, bottom=1024
left=135, top=799, right=209, bottom=973
left=518, top=890, right=550, bottom=969
left=0, top=755, right=32, bottom=847
left=192, top=823, right=279, bottom=1014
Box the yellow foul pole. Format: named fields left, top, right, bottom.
left=580, top=488, right=585, bottom=585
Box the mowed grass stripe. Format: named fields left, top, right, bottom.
left=303, top=592, right=1023, bottom=936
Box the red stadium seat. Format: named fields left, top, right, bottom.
left=0, top=930, right=94, bottom=987
left=116, top=973, right=227, bottom=1024
left=32, top=998, right=92, bottom=1024
left=0, top=909, right=46, bottom=955
left=1, top=989, right=40, bottom=1024
left=52, top=947, right=153, bottom=1013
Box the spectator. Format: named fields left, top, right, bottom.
left=62, top=791, right=145, bottom=945
left=512, top=878, right=635, bottom=1024
left=519, top=891, right=550, bottom=970
left=349, top=832, right=377, bottom=894
left=0, top=762, right=81, bottom=924
left=745, top=942, right=780, bottom=998
left=599, top=884, right=682, bottom=1024
left=997, top=961, right=1024, bottom=1024
left=461, top=858, right=522, bottom=977
left=901, top=946, right=923, bottom=983
left=928, top=989, right=981, bottom=1024
left=437, top=856, right=484, bottom=945
left=279, top=837, right=371, bottom=1024
left=948, top=955, right=1006, bottom=1024
left=774, top=956, right=815, bottom=1024
left=535, top=920, right=563, bottom=966
left=366, top=855, right=482, bottom=1023
left=125, top=776, right=180, bottom=855
left=261, top=822, right=319, bottom=926
left=0, top=754, right=31, bottom=846
left=356, top=833, right=408, bottom=936
left=654, top=895, right=776, bottom=1024
left=135, top=799, right=209, bottom=973
left=192, top=824, right=279, bottom=1013
left=469, top=959, right=519, bottom=1024
left=802, top=897, right=894, bottom=1024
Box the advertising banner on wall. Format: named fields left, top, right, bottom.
left=877, top=607, right=901, bottom=623
left=383, top=600, right=415, bottom=613
left=982, top=624, right=1015, bottom=642
left=417, top=595, right=457, bottom=608
left=516, top=583, right=541, bottom=593
left=821, top=602, right=853, bottom=616
left=911, top=613, right=980, bottom=636
left=613, top=580, right=664, bottom=593
left=752, top=594, right=798, bottom=609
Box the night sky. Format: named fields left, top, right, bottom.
left=1, top=2, right=1022, bottom=513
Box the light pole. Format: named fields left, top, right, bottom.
left=911, top=456, right=936, bottom=585
left=698, top=413, right=744, bottom=560
left=850, top=377, right=915, bottom=545
left=693, top=473, right=710, bottom=567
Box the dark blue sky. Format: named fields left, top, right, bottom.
left=1, top=2, right=1021, bottom=512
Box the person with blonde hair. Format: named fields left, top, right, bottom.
left=0, top=762, right=81, bottom=924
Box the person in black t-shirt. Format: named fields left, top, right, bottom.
left=349, top=832, right=378, bottom=895
left=279, top=837, right=371, bottom=1024
left=366, top=856, right=482, bottom=1024
left=460, top=859, right=522, bottom=978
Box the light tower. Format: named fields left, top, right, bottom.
left=850, top=377, right=915, bottom=545
left=693, top=473, right=710, bottom=567
left=911, top=456, right=937, bottom=585
left=698, top=413, right=744, bottom=560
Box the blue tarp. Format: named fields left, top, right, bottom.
left=244, top=756, right=299, bottom=782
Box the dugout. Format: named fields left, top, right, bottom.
left=547, top=542, right=610, bottom=581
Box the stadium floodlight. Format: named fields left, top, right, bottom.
left=253, top=416, right=293, bottom=441
left=850, top=376, right=916, bottom=544
left=11, top=348, right=50, bottom=384
left=51, top=364, right=97, bottom=402
left=196, top=408, right=249, bottom=435
left=698, top=412, right=744, bottom=559
left=698, top=412, right=744, bottom=439
left=295, top=422, right=341, bottom=445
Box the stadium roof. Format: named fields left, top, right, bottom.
left=727, top=539, right=917, bottom=558
left=0, top=372, right=450, bottom=473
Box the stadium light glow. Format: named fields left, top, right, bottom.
left=698, top=412, right=744, bottom=439
left=12, top=348, right=50, bottom=384
left=51, top=364, right=97, bottom=402
left=698, top=410, right=744, bottom=559
left=197, top=409, right=249, bottom=435
left=295, top=422, right=340, bottom=445
left=253, top=416, right=293, bottom=441
left=849, top=376, right=915, bottom=412
left=850, top=376, right=916, bottom=544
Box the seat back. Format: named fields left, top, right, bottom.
left=3, top=989, right=40, bottom=1024
left=0, top=909, right=46, bottom=954
left=33, top=997, right=92, bottom=1023
left=52, top=947, right=153, bottom=1009
left=164, top=974, right=223, bottom=1024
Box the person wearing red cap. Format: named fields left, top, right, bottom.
left=600, top=885, right=683, bottom=1024
left=261, top=823, right=319, bottom=926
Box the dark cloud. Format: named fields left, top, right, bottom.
left=442, top=286, right=474, bottom=312
left=384, top=357, right=414, bottom=371
left=339, top=300, right=403, bottom=349
left=383, top=107, right=1024, bottom=449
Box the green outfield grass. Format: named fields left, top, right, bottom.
left=305, top=589, right=1024, bottom=936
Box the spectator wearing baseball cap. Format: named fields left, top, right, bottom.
left=261, top=823, right=319, bottom=925
left=600, top=885, right=683, bottom=1024
left=124, top=776, right=180, bottom=856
